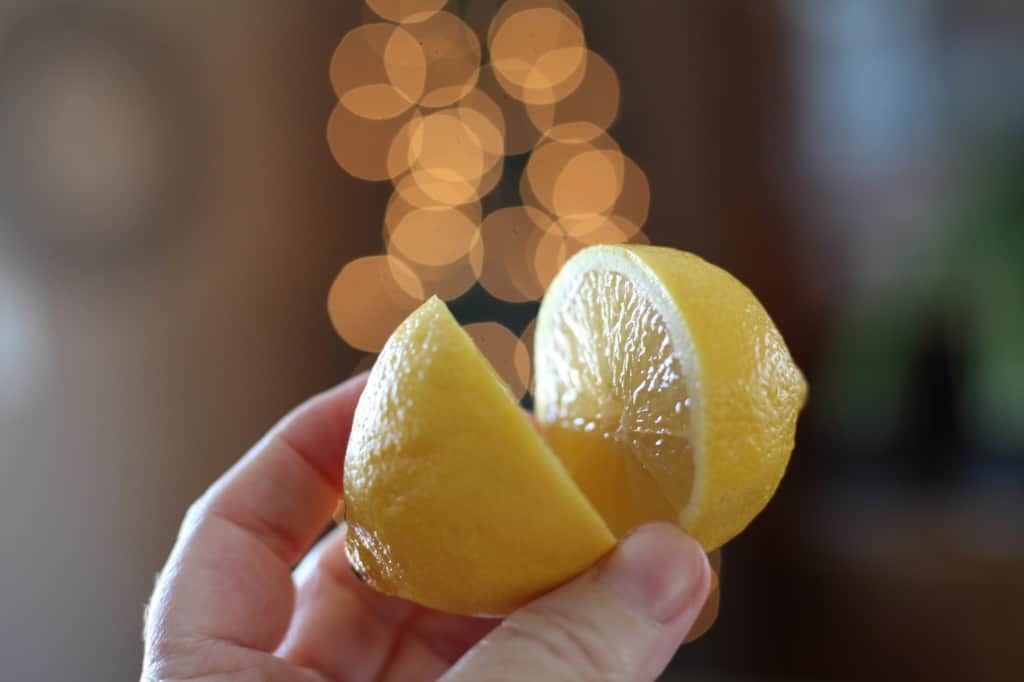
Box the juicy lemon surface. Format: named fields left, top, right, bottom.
left=342, top=245, right=806, bottom=614
left=535, top=245, right=807, bottom=550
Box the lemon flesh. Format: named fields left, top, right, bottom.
left=534, top=245, right=807, bottom=550
left=343, top=297, right=615, bottom=616
left=536, top=266, right=694, bottom=538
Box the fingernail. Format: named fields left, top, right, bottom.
left=597, top=523, right=708, bottom=624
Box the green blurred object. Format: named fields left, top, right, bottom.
left=823, top=135, right=1024, bottom=468
left=946, top=139, right=1024, bottom=450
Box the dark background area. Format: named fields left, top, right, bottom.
left=0, top=2, right=1021, bottom=680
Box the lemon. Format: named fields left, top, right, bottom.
left=342, top=245, right=806, bottom=615
left=534, top=245, right=807, bottom=550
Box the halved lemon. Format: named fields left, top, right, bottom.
left=534, top=245, right=807, bottom=550
left=342, top=245, right=805, bottom=615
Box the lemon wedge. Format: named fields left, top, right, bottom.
left=344, top=296, right=614, bottom=616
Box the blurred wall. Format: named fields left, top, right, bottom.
left=0, top=2, right=377, bottom=679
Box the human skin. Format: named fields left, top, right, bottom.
left=142, top=374, right=710, bottom=681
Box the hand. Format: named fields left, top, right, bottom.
left=143, top=374, right=711, bottom=681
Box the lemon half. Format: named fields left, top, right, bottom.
left=534, top=245, right=807, bottom=550
left=342, top=245, right=806, bottom=615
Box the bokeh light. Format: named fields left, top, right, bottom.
left=527, top=50, right=620, bottom=143
left=330, top=23, right=426, bottom=120
left=486, top=0, right=586, bottom=107
left=393, top=240, right=483, bottom=301
left=382, top=114, right=425, bottom=181
left=530, top=228, right=578, bottom=291
left=522, top=135, right=625, bottom=220
left=489, top=6, right=587, bottom=106
left=567, top=215, right=641, bottom=245
left=383, top=192, right=485, bottom=301
left=327, top=104, right=422, bottom=181
left=403, top=11, right=481, bottom=108
left=530, top=216, right=644, bottom=290
left=520, top=317, right=536, bottom=394
left=478, top=206, right=552, bottom=302
left=485, top=0, right=583, bottom=45
left=327, top=1, right=653, bottom=376
left=476, top=63, right=543, bottom=155
left=454, top=88, right=508, bottom=162
left=398, top=90, right=506, bottom=205
left=629, top=230, right=651, bottom=245
left=366, top=0, right=446, bottom=24
left=611, top=154, right=651, bottom=229
left=383, top=189, right=482, bottom=244
left=388, top=205, right=479, bottom=267
left=410, top=112, right=490, bottom=183
left=463, top=322, right=531, bottom=401
left=387, top=171, right=438, bottom=211
left=551, top=148, right=624, bottom=217
left=327, top=255, right=425, bottom=352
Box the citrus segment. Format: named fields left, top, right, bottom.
left=343, top=297, right=614, bottom=616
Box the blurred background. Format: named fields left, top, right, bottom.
left=1, top=1, right=1022, bottom=680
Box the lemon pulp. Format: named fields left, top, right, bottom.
left=535, top=245, right=806, bottom=550
left=536, top=268, right=696, bottom=537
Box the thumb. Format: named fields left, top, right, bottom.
left=442, top=523, right=711, bottom=682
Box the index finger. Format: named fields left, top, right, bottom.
left=146, top=373, right=367, bottom=657
left=194, top=371, right=368, bottom=564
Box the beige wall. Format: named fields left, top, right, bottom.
left=0, top=3, right=375, bottom=679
